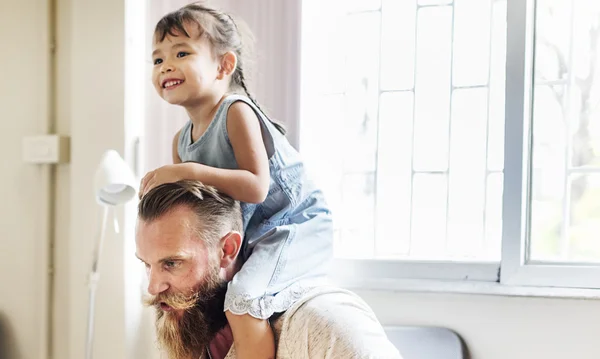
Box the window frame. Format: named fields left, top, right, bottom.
left=499, top=0, right=600, bottom=290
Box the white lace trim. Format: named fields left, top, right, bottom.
left=223, top=282, right=312, bottom=319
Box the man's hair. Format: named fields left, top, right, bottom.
left=138, top=180, right=243, bottom=245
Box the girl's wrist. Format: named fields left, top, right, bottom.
left=177, top=162, right=202, bottom=181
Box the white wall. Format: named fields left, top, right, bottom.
left=0, top=0, right=52, bottom=358
left=54, top=0, right=141, bottom=357
left=357, top=290, right=600, bottom=359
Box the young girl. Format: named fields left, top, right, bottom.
left=140, top=2, right=333, bottom=358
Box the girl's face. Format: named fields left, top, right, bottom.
left=151, top=23, right=223, bottom=107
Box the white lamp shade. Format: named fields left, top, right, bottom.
left=94, top=150, right=137, bottom=206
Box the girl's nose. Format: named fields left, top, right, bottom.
left=160, top=61, right=175, bottom=73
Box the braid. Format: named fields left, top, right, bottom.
left=224, top=13, right=239, bottom=31
left=160, top=3, right=286, bottom=135
left=206, top=5, right=287, bottom=135
left=236, top=59, right=287, bottom=135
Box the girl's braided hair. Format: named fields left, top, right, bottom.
left=154, top=2, right=286, bottom=135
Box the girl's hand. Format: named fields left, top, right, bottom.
left=139, top=164, right=188, bottom=198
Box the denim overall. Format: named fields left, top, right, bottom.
left=177, top=95, right=333, bottom=318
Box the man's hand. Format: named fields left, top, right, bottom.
left=139, top=164, right=190, bottom=198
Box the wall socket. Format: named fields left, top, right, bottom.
left=22, top=135, right=70, bottom=164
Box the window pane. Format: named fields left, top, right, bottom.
left=566, top=174, right=600, bottom=262
left=413, top=6, right=453, bottom=171
left=411, top=174, right=448, bottom=259
left=530, top=85, right=567, bottom=261
left=375, top=92, right=414, bottom=257
left=301, top=94, right=345, bottom=224
left=530, top=167, right=564, bottom=261
left=418, top=0, right=452, bottom=6
left=531, top=85, right=567, bottom=179
left=344, top=0, right=380, bottom=12
left=342, top=12, right=381, bottom=173
left=570, top=81, right=600, bottom=168
left=530, top=174, right=600, bottom=263
left=380, top=0, right=417, bottom=91
left=446, top=89, right=488, bottom=259
left=302, top=0, right=346, bottom=94
left=484, top=173, right=503, bottom=261
left=530, top=0, right=600, bottom=263
left=487, top=0, right=507, bottom=171
left=533, top=0, right=572, bottom=83
left=337, top=173, right=376, bottom=258
left=568, top=1, right=600, bottom=168
left=301, top=0, right=506, bottom=262
left=453, top=0, right=492, bottom=87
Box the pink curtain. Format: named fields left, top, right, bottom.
left=142, top=0, right=302, bottom=173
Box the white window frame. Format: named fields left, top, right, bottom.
left=500, top=0, right=600, bottom=290
left=315, top=0, right=600, bottom=293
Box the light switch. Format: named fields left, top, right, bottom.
left=22, top=135, right=70, bottom=164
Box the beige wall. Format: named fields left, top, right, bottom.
left=3, top=1, right=600, bottom=359
left=56, top=0, right=133, bottom=357
left=53, top=0, right=71, bottom=357
left=0, top=0, right=52, bottom=358
left=359, top=290, right=600, bottom=359
left=53, top=0, right=142, bottom=357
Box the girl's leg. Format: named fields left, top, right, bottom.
left=225, top=311, right=275, bottom=359
left=224, top=208, right=333, bottom=358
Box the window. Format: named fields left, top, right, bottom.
left=300, top=0, right=600, bottom=289
left=530, top=0, right=600, bottom=263
left=502, top=0, right=600, bottom=289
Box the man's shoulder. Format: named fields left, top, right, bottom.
left=281, top=286, right=367, bottom=317
left=273, top=286, right=402, bottom=359
left=273, top=285, right=377, bottom=332
left=226, top=286, right=402, bottom=359
left=224, top=287, right=354, bottom=359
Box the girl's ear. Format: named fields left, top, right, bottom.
left=218, top=51, right=238, bottom=79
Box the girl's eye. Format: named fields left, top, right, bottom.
left=176, top=51, right=189, bottom=58
left=153, top=58, right=163, bottom=65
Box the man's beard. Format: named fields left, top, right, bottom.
left=144, top=264, right=228, bottom=359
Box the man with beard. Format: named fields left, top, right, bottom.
left=136, top=180, right=401, bottom=359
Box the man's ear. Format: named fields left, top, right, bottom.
left=219, top=231, right=242, bottom=268
left=218, top=51, right=237, bottom=80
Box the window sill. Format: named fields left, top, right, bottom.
left=330, top=276, right=600, bottom=300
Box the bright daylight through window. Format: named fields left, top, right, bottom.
left=300, top=0, right=600, bottom=288
left=529, top=0, right=600, bottom=264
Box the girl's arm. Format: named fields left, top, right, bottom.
left=142, top=102, right=270, bottom=203
left=174, top=102, right=270, bottom=204
left=225, top=312, right=275, bottom=359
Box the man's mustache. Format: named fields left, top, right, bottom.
left=144, top=290, right=199, bottom=311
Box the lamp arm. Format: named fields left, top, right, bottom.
left=85, top=205, right=110, bottom=359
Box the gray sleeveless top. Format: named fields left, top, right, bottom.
left=177, top=95, right=330, bottom=257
